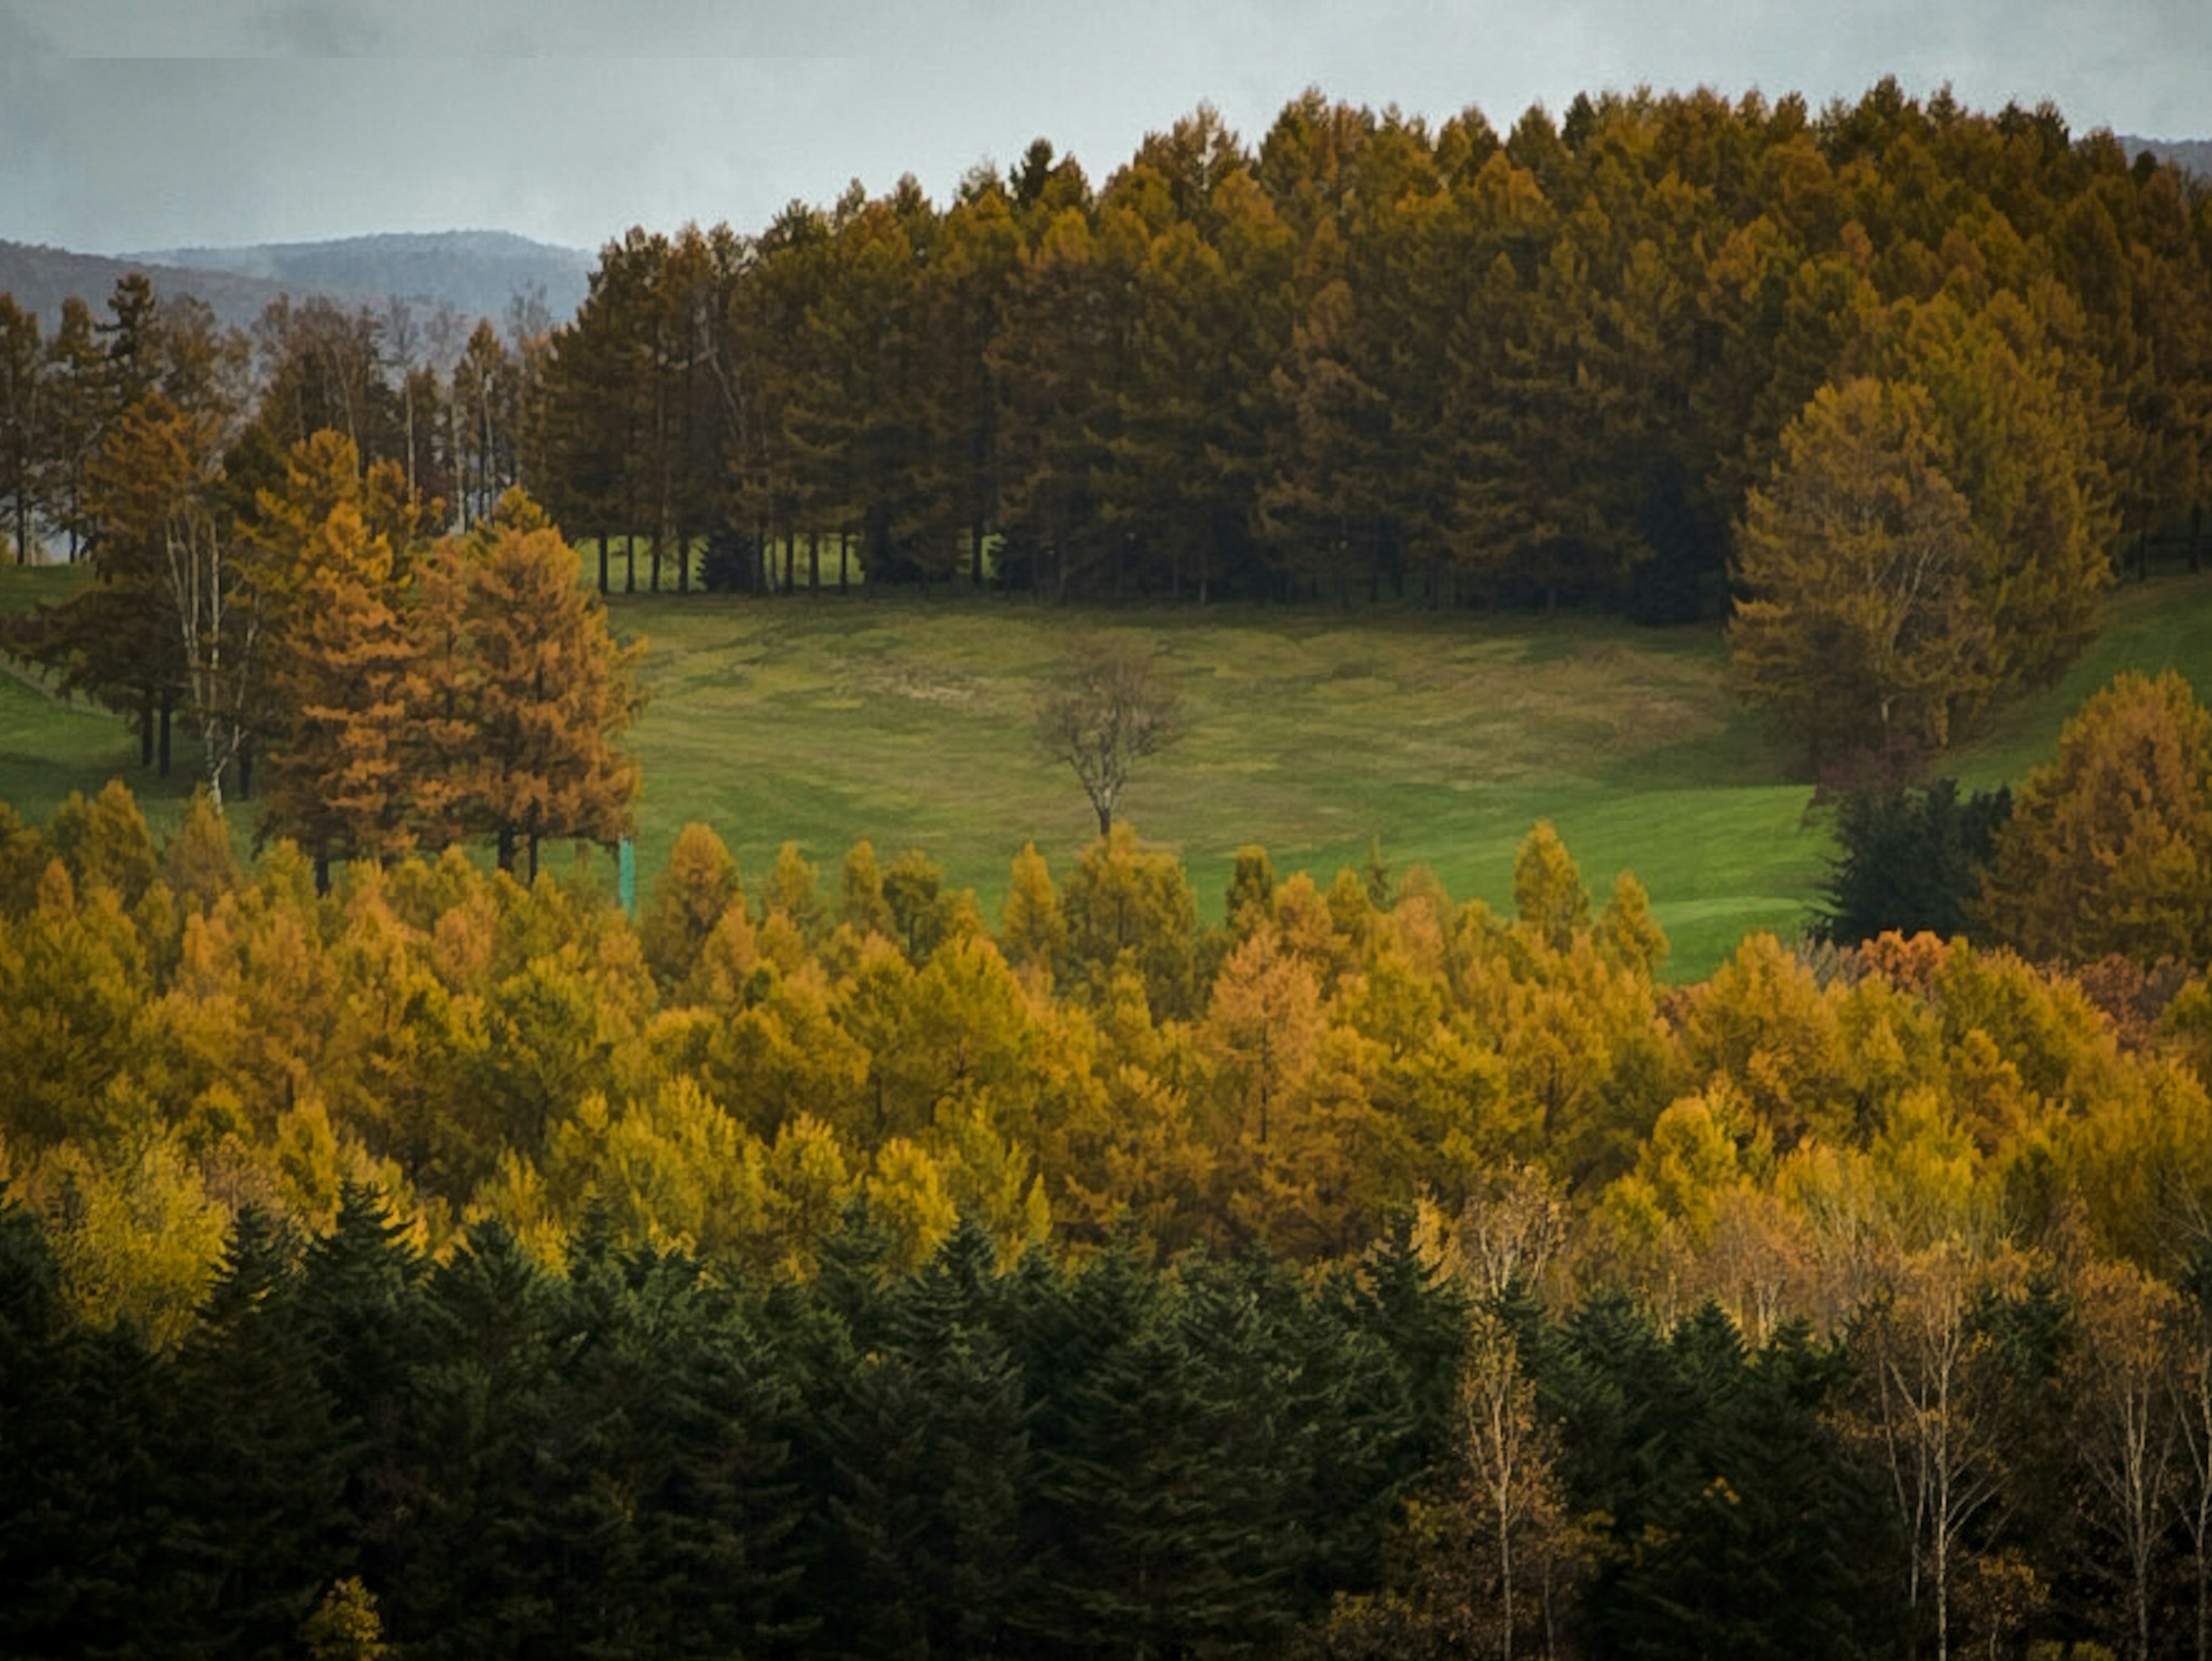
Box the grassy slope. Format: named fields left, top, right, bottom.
left=6, top=560, right=2211, bottom=979
left=618, top=593, right=1821, bottom=979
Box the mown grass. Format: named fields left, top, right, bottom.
left=7, top=559, right=2212, bottom=979
left=612, top=593, right=1828, bottom=977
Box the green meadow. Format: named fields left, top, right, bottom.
left=8, top=560, right=2212, bottom=979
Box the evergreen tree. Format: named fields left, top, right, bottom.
left=1815, top=779, right=2012, bottom=945
left=0, top=293, right=44, bottom=564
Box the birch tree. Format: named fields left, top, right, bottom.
left=1852, top=1243, right=2010, bottom=1661
left=86, top=395, right=264, bottom=810
left=2066, top=1258, right=2180, bottom=1661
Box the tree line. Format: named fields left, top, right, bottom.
left=0, top=273, right=537, bottom=566
left=14, top=672, right=2212, bottom=1647
left=6, top=82, right=2209, bottom=764
left=516, top=81, right=2212, bottom=639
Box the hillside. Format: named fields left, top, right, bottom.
left=0, top=229, right=591, bottom=332
left=10, top=563, right=2212, bottom=980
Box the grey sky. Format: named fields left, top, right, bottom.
left=3, top=0, right=2207, bottom=256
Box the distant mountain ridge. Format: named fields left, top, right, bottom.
left=0, top=230, right=592, bottom=336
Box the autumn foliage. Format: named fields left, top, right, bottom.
left=5, top=777, right=2212, bottom=1650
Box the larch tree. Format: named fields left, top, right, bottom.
left=1976, top=669, right=2212, bottom=964
left=260, top=500, right=417, bottom=879
left=1882, top=289, right=2113, bottom=694
left=1730, top=376, right=1990, bottom=763
left=39, top=297, right=105, bottom=560
left=425, top=493, right=643, bottom=879
left=640, top=821, right=743, bottom=990
left=0, top=294, right=43, bottom=564
left=998, top=840, right=1067, bottom=985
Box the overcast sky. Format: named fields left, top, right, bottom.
left=3, top=0, right=2207, bottom=256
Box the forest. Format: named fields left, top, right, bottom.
left=4, top=74, right=2212, bottom=1661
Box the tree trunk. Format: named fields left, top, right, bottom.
left=2197, top=1518, right=2207, bottom=1661
left=158, top=693, right=172, bottom=778
left=626, top=536, right=637, bottom=594
left=597, top=532, right=609, bottom=595
left=497, top=824, right=516, bottom=872
left=202, top=731, right=225, bottom=814
left=677, top=524, right=690, bottom=594
left=139, top=689, right=154, bottom=767
left=236, top=736, right=252, bottom=801
left=839, top=531, right=849, bottom=596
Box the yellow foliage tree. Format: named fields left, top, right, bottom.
left=415, top=501, right=643, bottom=879
left=1730, top=376, right=1990, bottom=760
left=641, top=821, right=743, bottom=991
left=1979, top=670, right=2212, bottom=964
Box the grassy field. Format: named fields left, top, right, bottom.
left=6, top=560, right=2212, bottom=979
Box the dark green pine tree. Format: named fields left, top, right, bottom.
left=1043, top=1250, right=1304, bottom=1658
left=1813, top=780, right=2013, bottom=945
left=0, top=1196, right=169, bottom=1658
left=292, top=1186, right=429, bottom=1640
left=1287, top=1258, right=1429, bottom=1605
left=563, top=1233, right=813, bottom=1660
left=380, top=1219, right=570, bottom=1661
left=1347, top=1215, right=1474, bottom=1476
left=819, top=1215, right=1035, bottom=1660
left=1555, top=1298, right=1900, bottom=1661
left=157, top=1206, right=354, bottom=1660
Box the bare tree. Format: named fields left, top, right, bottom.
left=1455, top=1161, right=1569, bottom=1303
left=1853, top=1243, right=2011, bottom=1661
left=2174, top=1289, right=2212, bottom=1661
left=1036, top=632, right=1182, bottom=836
left=2067, top=1258, right=2181, bottom=1661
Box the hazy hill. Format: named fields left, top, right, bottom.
left=0, top=240, right=302, bottom=332
left=130, top=231, right=593, bottom=328
left=2119, top=134, right=2212, bottom=178
left=0, top=229, right=591, bottom=335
